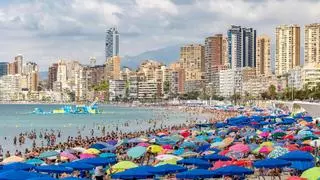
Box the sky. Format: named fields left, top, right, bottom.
left=1, top=0, right=320, bottom=70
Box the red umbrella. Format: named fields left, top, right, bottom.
left=219, top=149, right=229, bottom=156
left=286, top=144, right=299, bottom=151
left=287, top=176, right=307, bottom=180
left=211, top=160, right=232, bottom=170
left=283, top=134, right=294, bottom=140
left=229, top=144, right=250, bottom=153
left=300, top=146, right=314, bottom=152
left=162, top=145, right=173, bottom=150
left=180, top=131, right=190, bottom=138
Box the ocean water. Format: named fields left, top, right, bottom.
left=0, top=104, right=192, bottom=153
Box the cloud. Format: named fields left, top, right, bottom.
left=0, top=0, right=320, bottom=69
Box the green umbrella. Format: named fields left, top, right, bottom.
left=25, top=158, right=44, bottom=165
left=272, top=132, right=286, bottom=139
left=268, top=146, right=289, bottom=159
left=127, top=146, right=146, bottom=159
left=38, top=150, right=59, bottom=158
left=301, top=167, right=320, bottom=180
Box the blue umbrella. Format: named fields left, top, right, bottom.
left=3, top=162, right=34, bottom=171
left=89, top=143, right=105, bottom=150
left=181, top=141, right=196, bottom=148
left=213, top=165, right=253, bottom=176
left=127, top=146, right=146, bottom=159
left=196, top=144, right=211, bottom=152
left=25, top=159, right=44, bottom=165
left=112, top=167, right=154, bottom=179
left=78, top=157, right=116, bottom=166
left=253, top=159, right=291, bottom=168
left=278, top=151, right=314, bottom=161
left=0, top=170, right=46, bottom=180
left=27, top=177, right=56, bottom=180
left=173, top=148, right=184, bottom=156
left=202, top=154, right=231, bottom=161
left=35, top=165, right=73, bottom=174
left=61, top=178, right=90, bottom=180
left=61, top=162, right=94, bottom=170
left=290, top=161, right=315, bottom=171
left=149, top=164, right=187, bottom=175
left=177, top=158, right=211, bottom=167
left=99, top=153, right=116, bottom=158
left=176, top=169, right=220, bottom=179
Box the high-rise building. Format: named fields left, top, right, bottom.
left=8, top=62, right=16, bottom=75
left=179, top=44, right=205, bottom=81
left=0, top=62, right=8, bottom=77
left=89, top=57, right=96, bottom=67
left=205, top=34, right=228, bottom=82
left=105, top=27, right=119, bottom=60
left=275, top=25, right=300, bottom=76
left=105, top=56, right=121, bottom=80
left=14, top=55, right=23, bottom=75
left=305, top=23, right=320, bottom=64
left=48, top=63, right=58, bottom=90
left=227, top=25, right=256, bottom=69
left=256, top=35, right=271, bottom=75
left=29, top=71, right=38, bottom=91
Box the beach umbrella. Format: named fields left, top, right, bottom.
left=60, top=152, right=77, bottom=161
left=172, top=148, right=184, bottom=156
left=213, top=165, right=253, bottom=176
left=196, top=144, right=211, bottom=153
left=25, top=159, right=44, bottom=165
left=155, top=154, right=182, bottom=161
left=83, top=148, right=100, bottom=155
left=38, top=151, right=59, bottom=159
left=260, top=141, right=273, bottom=147
left=300, top=146, right=314, bottom=152
left=155, top=158, right=178, bottom=166
left=259, top=146, right=273, bottom=154
left=180, top=141, right=196, bottom=148
left=301, top=167, right=320, bottom=180
left=268, top=146, right=289, bottom=159
left=137, top=142, right=150, bottom=147
left=61, top=162, right=94, bottom=170
left=3, top=162, right=34, bottom=171
left=112, top=168, right=154, bottom=179
left=106, top=140, right=118, bottom=146
left=162, top=144, right=172, bottom=150
left=79, top=153, right=96, bottom=159
left=278, top=151, right=314, bottom=161
left=27, top=177, right=56, bottom=180
left=35, top=165, right=73, bottom=174
left=127, top=146, right=146, bottom=159
left=176, top=169, right=219, bottom=179
left=180, top=130, right=191, bottom=138
left=180, top=151, right=199, bottom=158
left=111, top=161, right=138, bottom=173
left=298, top=130, right=313, bottom=137
left=287, top=176, right=307, bottom=180
left=211, top=141, right=223, bottom=148
left=202, top=154, right=231, bottom=161
left=272, top=132, right=286, bottom=139
left=283, top=134, right=295, bottom=140
left=211, top=161, right=233, bottom=169
left=79, top=157, right=116, bottom=166
left=229, top=143, right=250, bottom=153
left=147, top=145, right=163, bottom=153
left=1, top=156, right=25, bottom=164
left=89, top=143, right=106, bottom=150
left=253, top=159, right=291, bottom=168
left=149, top=164, right=187, bottom=175
left=0, top=170, right=46, bottom=180
left=177, top=158, right=211, bottom=167
left=61, top=177, right=89, bottom=180
left=259, top=132, right=270, bottom=138
left=286, top=144, right=300, bottom=151
left=71, top=147, right=86, bottom=153
left=99, top=152, right=116, bottom=158
left=290, top=161, right=315, bottom=171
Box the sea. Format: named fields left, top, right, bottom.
left=0, top=104, right=195, bottom=153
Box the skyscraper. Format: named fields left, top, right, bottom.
left=14, top=55, right=23, bottom=75
left=105, top=56, right=121, bottom=80
left=0, top=62, right=8, bottom=77
left=227, top=25, right=256, bottom=69
left=256, top=35, right=271, bottom=75
left=205, top=34, right=228, bottom=82
left=48, top=63, right=58, bottom=90
left=305, top=23, right=320, bottom=64
left=105, top=27, right=119, bottom=60
left=275, top=25, right=300, bottom=76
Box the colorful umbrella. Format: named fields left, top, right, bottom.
left=180, top=151, right=199, bottom=158
left=229, top=143, right=250, bottom=153
left=137, top=142, right=150, bottom=147
left=155, top=154, right=182, bottom=161
left=2, top=156, right=25, bottom=164
left=301, top=167, right=320, bottom=180
left=79, top=153, right=96, bottom=159
left=38, top=151, right=59, bottom=158
left=259, top=146, right=273, bottom=154
left=268, top=146, right=289, bottom=159
left=110, top=161, right=138, bottom=173
left=83, top=148, right=100, bottom=155
left=162, top=145, right=173, bottom=150
left=25, top=158, right=44, bottom=165
left=147, top=145, right=163, bottom=153
left=99, top=153, right=116, bottom=158
left=127, top=146, right=146, bottom=159
left=60, top=151, right=77, bottom=161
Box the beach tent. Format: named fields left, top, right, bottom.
left=35, top=165, right=73, bottom=174
left=148, top=164, right=187, bottom=175
left=176, top=169, right=220, bottom=179
left=61, top=162, right=94, bottom=170
left=177, top=158, right=212, bottom=167
left=3, top=162, right=34, bottom=171
left=213, top=165, right=253, bottom=176
left=253, top=159, right=291, bottom=168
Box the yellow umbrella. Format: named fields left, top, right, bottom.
left=260, top=141, right=273, bottom=147
left=302, top=140, right=312, bottom=145
left=147, top=145, right=163, bottom=153
left=83, top=148, right=100, bottom=155
left=108, top=161, right=138, bottom=174
left=2, top=156, right=25, bottom=164
left=219, top=137, right=234, bottom=148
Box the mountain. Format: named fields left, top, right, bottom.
left=121, top=45, right=181, bottom=69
